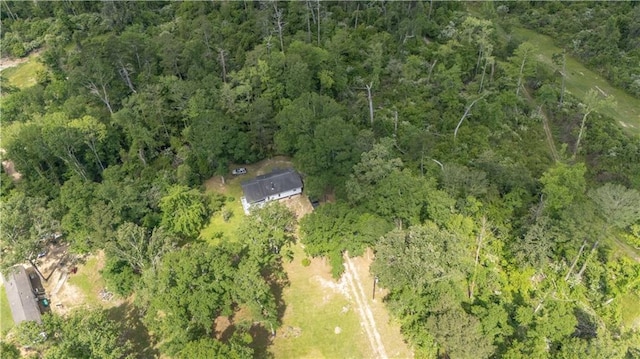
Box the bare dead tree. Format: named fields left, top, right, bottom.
left=218, top=48, right=227, bottom=83
left=138, top=147, right=147, bottom=166
left=2, top=0, right=17, bottom=20
left=117, top=60, right=136, bottom=93
left=576, top=240, right=599, bottom=279
left=306, top=0, right=315, bottom=43
left=454, top=93, right=487, bottom=140
left=365, top=82, right=374, bottom=128
left=273, top=2, right=285, bottom=53
left=565, top=240, right=587, bottom=281
left=86, top=81, right=113, bottom=114
left=393, top=110, right=398, bottom=137
left=317, top=0, right=321, bottom=46
left=469, top=216, right=487, bottom=300
left=559, top=51, right=566, bottom=106
left=354, top=2, right=360, bottom=28
left=426, top=59, right=437, bottom=85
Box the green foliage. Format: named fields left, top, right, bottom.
left=540, top=162, right=586, bottom=215
left=137, top=241, right=276, bottom=355
left=239, top=202, right=296, bottom=270
left=15, top=310, right=132, bottom=359
left=100, top=257, right=137, bottom=297
left=300, top=202, right=391, bottom=277
left=426, top=307, right=495, bottom=359
left=0, top=190, right=58, bottom=271
left=0, top=341, right=20, bottom=359
left=3, top=2, right=640, bottom=357
left=159, top=185, right=209, bottom=239
left=588, top=183, right=640, bottom=230
left=515, top=2, right=640, bottom=96
left=107, top=223, right=176, bottom=272
left=372, top=223, right=471, bottom=292
left=177, top=337, right=253, bottom=359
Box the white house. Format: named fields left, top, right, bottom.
left=240, top=168, right=303, bottom=214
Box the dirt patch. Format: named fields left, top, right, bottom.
left=314, top=274, right=350, bottom=304
left=0, top=57, right=29, bottom=72
left=1, top=160, right=22, bottom=181
left=37, top=250, right=121, bottom=315
left=0, top=149, right=22, bottom=182
left=280, top=194, right=313, bottom=220
left=0, top=49, right=42, bottom=71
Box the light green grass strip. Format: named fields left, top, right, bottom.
left=0, top=285, right=15, bottom=336
left=512, top=27, right=640, bottom=135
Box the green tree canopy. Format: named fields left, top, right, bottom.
left=159, top=185, right=209, bottom=239
left=0, top=190, right=58, bottom=271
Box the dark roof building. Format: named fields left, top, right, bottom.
left=2, top=266, right=42, bottom=324
left=241, top=168, right=303, bottom=214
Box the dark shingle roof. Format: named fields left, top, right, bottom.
left=241, top=168, right=302, bottom=203
left=2, top=266, right=42, bottom=324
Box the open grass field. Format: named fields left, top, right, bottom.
left=0, top=285, right=15, bottom=337
left=66, top=255, right=109, bottom=308
left=1, top=53, right=44, bottom=89
left=268, top=244, right=372, bottom=359
left=511, top=27, right=640, bottom=135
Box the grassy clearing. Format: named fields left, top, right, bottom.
left=201, top=180, right=245, bottom=244
left=202, top=158, right=400, bottom=357
left=2, top=55, right=44, bottom=89
left=67, top=256, right=108, bottom=308
left=511, top=27, right=640, bottom=135
left=620, top=293, right=640, bottom=330
left=269, top=244, right=371, bottom=358
left=201, top=157, right=296, bottom=244
left=0, top=285, right=15, bottom=336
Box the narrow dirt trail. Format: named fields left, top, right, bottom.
left=344, top=252, right=388, bottom=359
left=522, top=87, right=560, bottom=162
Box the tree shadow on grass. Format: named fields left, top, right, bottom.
left=106, top=300, right=159, bottom=359
left=215, top=271, right=289, bottom=359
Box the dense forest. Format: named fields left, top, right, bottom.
left=1, top=1, right=639, bottom=358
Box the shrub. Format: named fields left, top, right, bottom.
left=101, top=258, right=137, bottom=297
left=222, top=208, right=233, bottom=222
left=301, top=258, right=311, bottom=267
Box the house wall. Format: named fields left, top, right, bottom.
left=266, top=187, right=302, bottom=202
left=243, top=187, right=302, bottom=214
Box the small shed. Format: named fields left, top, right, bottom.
left=2, top=266, right=42, bottom=324
left=241, top=168, right=303, bottom=214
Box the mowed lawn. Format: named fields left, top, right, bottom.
left=67, top=255, right=110, bottom=308
left=0, top=285, right=15, bottom=336
left=269, top=244, right=372, bottom=359
left=512, top=27, right=640, bottom=135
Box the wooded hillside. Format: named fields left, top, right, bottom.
left=1, top=1, right=639, bottom=358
